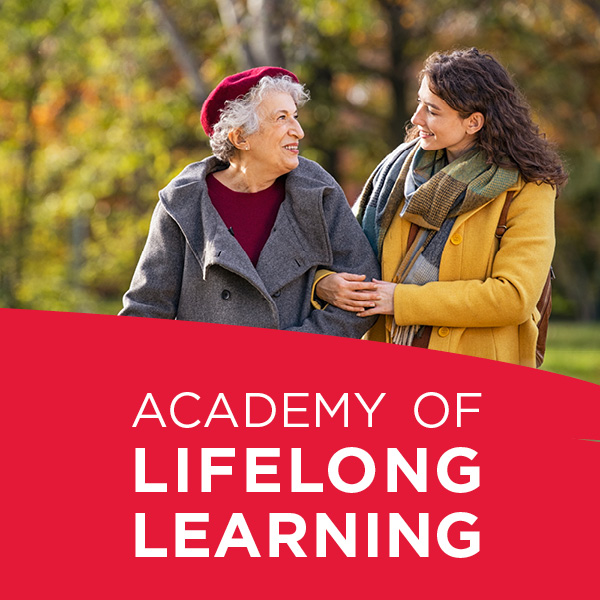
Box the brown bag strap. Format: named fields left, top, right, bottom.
left=495, top=189, right=555, bottom=368
left=407, top=222, right=420, bottom=249
left=535, top=269, right=554, bottom=367
left=496, top=190, right=516, bottom=239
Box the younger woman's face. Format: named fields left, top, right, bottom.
left=411, top=76, right=478, bottom=163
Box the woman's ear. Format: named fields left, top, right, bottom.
left=228, top=129, right=249, bottom=151
left=466, top=112, right=485, bottom=134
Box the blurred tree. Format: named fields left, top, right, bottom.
left=0, top=0, right=89, bottom=307
left=1, top=0, right=598, bottom=319
left=147, top=0, right=209, bottom=107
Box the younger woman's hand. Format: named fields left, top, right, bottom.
left=358, top=279, right=396, bottom=317
left=316, top=273, right=380, bottom=312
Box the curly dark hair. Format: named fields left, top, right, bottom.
left=406, top=48, right=568, bottom=188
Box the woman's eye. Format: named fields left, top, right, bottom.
left=417, top=99, right=437, bottom=116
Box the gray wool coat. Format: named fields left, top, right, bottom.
left=120, top=156, right=380, bottom=337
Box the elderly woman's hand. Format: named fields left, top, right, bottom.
left=316, top=273, right=380, bottom=312
left=357, top=279, right=396, bottom=317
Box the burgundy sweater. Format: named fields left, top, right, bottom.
left=207, top=173, right=286, bottom=266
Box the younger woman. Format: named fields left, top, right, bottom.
left=316, top=48, right=567, bottom=365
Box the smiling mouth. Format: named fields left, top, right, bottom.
left=419, top=130, right=434, bottom=138
left=283, top=144, right=299, bottom=153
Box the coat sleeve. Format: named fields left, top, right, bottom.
left=393, top=182, right=555, bottom=328
left=119, top=201, right=185, bottom=319
left=285, top=184, right=381, bottom=337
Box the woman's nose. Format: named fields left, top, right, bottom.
left=292, top=119, right=305, bottom=139
left=411, top=104, right=425, bottom=126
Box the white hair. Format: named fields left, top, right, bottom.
left=210, top=75, right=310, bottom=162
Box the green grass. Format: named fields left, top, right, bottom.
left=541, top=321, right=600, bottom=385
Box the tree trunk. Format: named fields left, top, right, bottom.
left=378, top=0, right=411, bottom=146
left=215, top=0, right=258, bottom=69
left=247, top=0, right=289, bottom=67
left=7, top=46, right=43, bottom=308
left=147, top=0, right=209, bottom=107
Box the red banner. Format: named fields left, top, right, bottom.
left=3, top=309, right=599, bottom=598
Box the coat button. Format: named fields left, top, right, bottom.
left=438, top=326, right=450, bottom=337
left=272, top=290, right=281, bottom=298
left=450, top=233, right=463, bottom=245
left=221, top=290, right=231, bottom=300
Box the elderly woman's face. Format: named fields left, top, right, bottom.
left=245, top=92, right=304, bottom=177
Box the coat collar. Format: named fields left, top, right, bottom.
left=451, top=176, right=526, bottom=230
left=158, top=156, right=334, bottom=294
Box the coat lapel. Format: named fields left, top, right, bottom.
left=159, top=157, right=333, bottom=297
left=256, top=182, right=332, bottom=294
left=159, top=159, right=270, bottom=296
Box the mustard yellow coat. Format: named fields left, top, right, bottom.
left=365, top=178, right=555, bottom=367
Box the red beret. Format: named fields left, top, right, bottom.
left=200, top=66, right=299, bottom=137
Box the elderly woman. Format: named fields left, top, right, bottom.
left=316, top=49, right=567, bottom=366
left=120, top=67, right=379, bottom=337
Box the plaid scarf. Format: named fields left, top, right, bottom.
left=357, top=141, right=519, bottom=345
